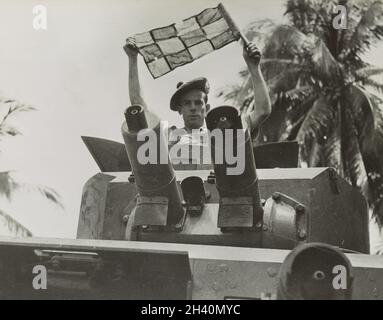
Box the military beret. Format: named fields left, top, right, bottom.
left=170, top=77, right=210, bottom=111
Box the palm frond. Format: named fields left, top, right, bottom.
left=347, top=1, right=383, bottom=60
left=0, top=171, right=63, bottom=208
left=261, top=58, right=305, bottom=85
left=8, top=104, right=36, bottom=115
left=0, top=123, right=22, bottom=138
left=309, top=38, right=342, bottom=80
left=0, top=171, right=19, bottom=199
left=263, top=25, right=308, bottom=59
left=285, top=0, right=333, bottom=35
left=287, top=90, right=319, bottom=118
left=38, top=186, right=63, bottom=208
left=217, top=59, right=303, bottom=109
left=362, top=78, right=383, bottom=94
left=267, top=66, right=304, bottom=94
left=0, top=99, right=36, bottom=122
left=322, top=104, right=343, bottom=173
left=369, top=93, right=383, bottom=154
left=228, top=63, right=306, bottom=113
left=244, top=19, right=278, bottom=49
left=348, top=86, right=375, bottom=139
left=238, top=68, right=250, bottom=79
left=216, top=84, right=242, bottom=103
left=357, top=1, right=383, bottom=29
left=342, top=107, right=369, bottom=195
left=362, top=151, right=383, bottom=224
left=349, top=85, right=383, bottom=154
left=261, top=58, right=297, bottom=76
left=296, top=96, right=337, bottom=144
left=0, top=98, right=36, bottom=142
left=303, top=139, right=323, bottom=167
left=284, top=85, right=314, bottom=101
left=18, top=184, right=63, bottom=209
left=355, top=66, right=383, bottom=79
left=339, top=1, right=365, bottom=48
left=288, top=114, right=306, bottom=140
left=0, top=210, right=32, bottom=237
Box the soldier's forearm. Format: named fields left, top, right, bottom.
left=248, top=66, right=272, bottom=129
left=128, top=56, right=148, bottom=110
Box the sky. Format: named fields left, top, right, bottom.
left=0, top=0, right=382, bottom=246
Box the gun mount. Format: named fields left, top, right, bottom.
left=0, top=106, right=381, bottom=300
left=78, top=106, right=369, bottom=254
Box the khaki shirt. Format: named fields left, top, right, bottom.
left=167, top=113, right=254, bottom=165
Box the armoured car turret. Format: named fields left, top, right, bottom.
left=0, top=106, right=382, bottom=300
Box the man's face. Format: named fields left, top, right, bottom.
left=178, top=89, right=210, bottom=130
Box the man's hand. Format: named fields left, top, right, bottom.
left=243, top=42, right=261, bottom=67
left=124, top=37, right=139, bottom=58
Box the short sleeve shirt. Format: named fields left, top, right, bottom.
left=167, top=113, right=255, bottom=165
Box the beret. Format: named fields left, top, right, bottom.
left=170, top=77, right=210, bottom=111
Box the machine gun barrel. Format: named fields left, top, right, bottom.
left=206, top=106, right=263, bottom=229
left=122, top=105, right=184, bottom=227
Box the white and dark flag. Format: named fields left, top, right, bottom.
left=131, top=4, right=240, bottom=78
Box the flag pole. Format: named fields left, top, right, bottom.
left=218, top=3, right=250, bottom=47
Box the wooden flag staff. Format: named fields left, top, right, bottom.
left=218, top=3, right=250, bottom=47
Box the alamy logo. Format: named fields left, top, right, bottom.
left=32, top=265, right=47, bottom=290
left=332, top=265, right=348, bottom=290
left=333, top=5, right=348, bottom=30
left=136, top=121, right=246, bottom=175
left=32, top=5, right=47, bottom=30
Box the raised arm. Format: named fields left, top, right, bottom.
left=242, top=42, right=272, bottom=133
left=124, top=38, right=148, bottom=111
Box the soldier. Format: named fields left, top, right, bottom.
left=123, top=37, right=271, bottom=165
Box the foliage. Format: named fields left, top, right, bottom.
left=219, top=0, right=383, bottom=225
left=0, top=95, right=62, bottom=236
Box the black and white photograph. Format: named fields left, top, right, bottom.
left=0, top=0, right=383, bottom=303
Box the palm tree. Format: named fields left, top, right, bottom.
left=0, top=94, right=62, bottom=236
left=218, top=0, right=383, bottom=225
